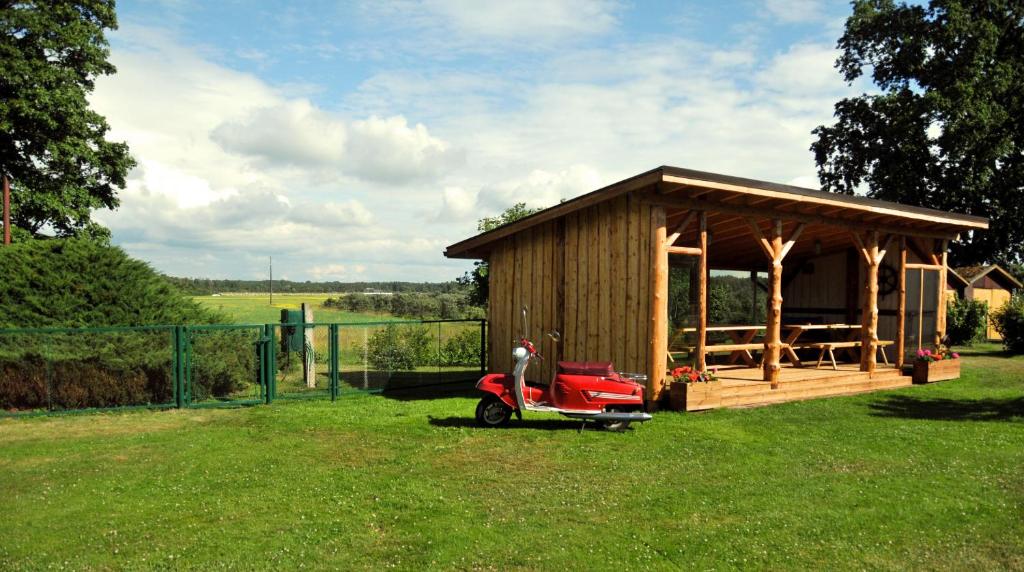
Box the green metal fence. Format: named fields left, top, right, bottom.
left=0, top=319, right=486, bottom=416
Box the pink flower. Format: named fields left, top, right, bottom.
left=924, top=349, right=932, bottom=356
left=952, top=352, right=959, bottom=359
left=916, top=349, right=924, bottom=357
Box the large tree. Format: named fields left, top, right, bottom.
left=812, top=0, right=1023, bottom=266
left=0, top=0, right=134, bottom=241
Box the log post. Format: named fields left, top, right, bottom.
left=855, top=231, right=880, bottom=373
left=896, top=236, right=907, bottom=370
left=747, top=219, right=803, bottom=388
left=648, top=206, right=669, bottom=405
left=935, top=239, right=949, bottom=347
left=696, top=212, right=708, bottom=371
left=764, top=220, right=784, bottom=387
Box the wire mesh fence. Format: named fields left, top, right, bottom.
left=0, top=319, right=486, bottom=416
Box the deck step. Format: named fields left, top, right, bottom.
left=718, top=371, right=904, bottom=399
left=720, top=375, right=911, bottom=408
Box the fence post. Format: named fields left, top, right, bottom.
left=263, top=324, right=275, bottom=404
left=173, top=326, right=184, bottom=408
left=183, top=326, right=192, bottom=406
left=329, top=324, right=339, bottom=401
left=479, top=319, right=487, bottom=377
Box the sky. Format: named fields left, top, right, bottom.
left=90, top=0, right=869, bottom=283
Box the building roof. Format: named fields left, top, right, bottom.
left=445, top=166, right=989, bottom=259
left=953, top=264, right=1023, bottom=290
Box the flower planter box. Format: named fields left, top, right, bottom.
left=912, top=359, right=960, bottom=384
left=669, top=381, right=722, bottom=412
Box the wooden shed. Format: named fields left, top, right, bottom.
left=948, top=265, right=1022, bottom=340
left=445, top=167, right=989, bottom=409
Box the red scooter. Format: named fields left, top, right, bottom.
left=475, top=308, right=652, bottom=431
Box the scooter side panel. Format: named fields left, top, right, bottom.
left=552, top=374, right=645, bottom=411
left=476, top=374, right=547, bottom=410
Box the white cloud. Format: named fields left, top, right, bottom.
left=211, top=99, right=347, bottom=168
left=764, top=0, right=827, bottom=24
left=342, top=115, right=461, bottom=184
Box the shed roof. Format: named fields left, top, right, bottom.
left=445, top=166, right=989, bottom=259
left=954, top=265, right=1023, bottom=290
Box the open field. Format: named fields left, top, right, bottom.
left=0, top=344, right=1021, bottom=570
left=193, top=293, right=391, bottom=324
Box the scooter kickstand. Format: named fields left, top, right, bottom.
left=578, top=420, right=587, bottom=433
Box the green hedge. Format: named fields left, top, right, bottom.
left=991, top=293, right=1024, bottom=353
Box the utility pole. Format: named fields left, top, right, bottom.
left=269, top=256, right=274, bottom=305
left=2, top=174, right=10, bottom=245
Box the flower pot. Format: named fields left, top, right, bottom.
left=669, top=381, right=722, bottom=411
left=912, top=359, right=960, bottom=384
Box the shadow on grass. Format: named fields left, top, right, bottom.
left=381, top=381, right=480, bottom=401
left=427, top=415, right=596, bottom=431
left=869, top=395, right=1024, bottom=421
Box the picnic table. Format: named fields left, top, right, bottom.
left=670, top=323, right=865, bottom=368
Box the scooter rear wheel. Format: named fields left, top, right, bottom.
left=601, top=407, right=630, bottom=432
left=475, top=395, right=512, bottom=427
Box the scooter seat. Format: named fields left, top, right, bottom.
left=557, top=361, right=615, bottom=376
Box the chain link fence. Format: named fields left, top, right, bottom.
left=0, top=319, right=486, bottom=416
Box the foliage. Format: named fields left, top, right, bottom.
left=325, top=290, right=485, bottom=320
left=668, top=265, right=764, bottom=331
left=457, top=202, right=544, bottom=308
left=2, top=347, right=1023, bottom=569
left=812, top=0, right=1024, bottom=266
left=946, top=297, right=988, bottom=346
left=0, top=239, right=252, bottom=408
left=439, top=327, right=482, bottom=367
left=0, top=0, right=135, bottom=238
left=991, top=292, right=1024, bottom=352
left=168, top=277, right=468, bottom=295
left=365, top=324, right=432, bottom=371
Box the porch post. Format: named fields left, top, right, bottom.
left=855, top=231, right=880, bottom=373
left=935, top=239, right=949, bottom=346
left=764, top=220, right=784, bottom=386
left=648, top=206, right=669, bottom=405
left=747, top=218, right=803, bottom=389
left=896, top=236, right=907, bottom=370
left=696, top=212, right=708, bottom=371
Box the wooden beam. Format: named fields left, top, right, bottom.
left=666, top=245, right=702, bottom=256
left=896, top=236, right=907, bottom=370
left=648, top=206, right=669, bottom=406
left=696, top=212, right=708, bottom=372
left=764, top=219, right=784, bottom=388
left=649, top=195, right=960, bottom=241
left=860, top=231, right=880, bottom=373
left=665, top=211, right=697, bottom=246
left=779, top=223, right=806, bottom=260
left=747, top=218, right=775, bottom=259
left=905, top=263, right=943, bottom=270
left=878, top=233, right=894, bottom=262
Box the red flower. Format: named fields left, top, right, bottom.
left=688, top=372, right=699, bottom=382
left=671, top=367, right=685, bottom=378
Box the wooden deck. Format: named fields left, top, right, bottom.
left=682, top=363, right=911, bottom=410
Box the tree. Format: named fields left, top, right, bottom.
left=812, top=0, right=1023, bottom=266
left=0, top=1, right=134, bottom=240
left=457, top=202, right=544, bottom=307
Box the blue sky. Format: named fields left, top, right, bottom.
left=91, top=0, right=866, bottom=282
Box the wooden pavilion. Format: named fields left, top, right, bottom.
left=444, top=167, right=989, bottom=409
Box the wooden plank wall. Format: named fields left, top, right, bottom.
left=487, top=194, right=654, bottom=383
left=561, top=194, right=652, bottom=378
left=486, top=219, right=564, bottom=382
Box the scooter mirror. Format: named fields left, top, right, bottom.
left=547, top=330, right=561, bottom=342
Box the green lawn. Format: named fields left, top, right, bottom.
left=1, top=345, right=1022, bottom=570
left=193, top=293, right=392, bottom=324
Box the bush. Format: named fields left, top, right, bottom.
left=0, top=239, right=250, bottom=410
left=365, top=324, right=434, bottom=371
left=991, top=293, right=1024, bottom=353
left=946, top=297, right=988, bottom=346
left=439, top=327, right=482, bottom=367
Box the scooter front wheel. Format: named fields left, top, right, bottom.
left=601, top=407, right=631, bottom=432
left=475, top=395, right=513, bottom=427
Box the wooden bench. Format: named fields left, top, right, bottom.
left=804, top=340, right=894, bottom=370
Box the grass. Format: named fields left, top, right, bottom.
left=193, top=293, right=392, bottom=324
left=0, top=344, right=1021, bottom=570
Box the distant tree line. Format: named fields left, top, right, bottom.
left=165, top=277, right=467, bottom=296
left=324, top=291, right=486, bottom=321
